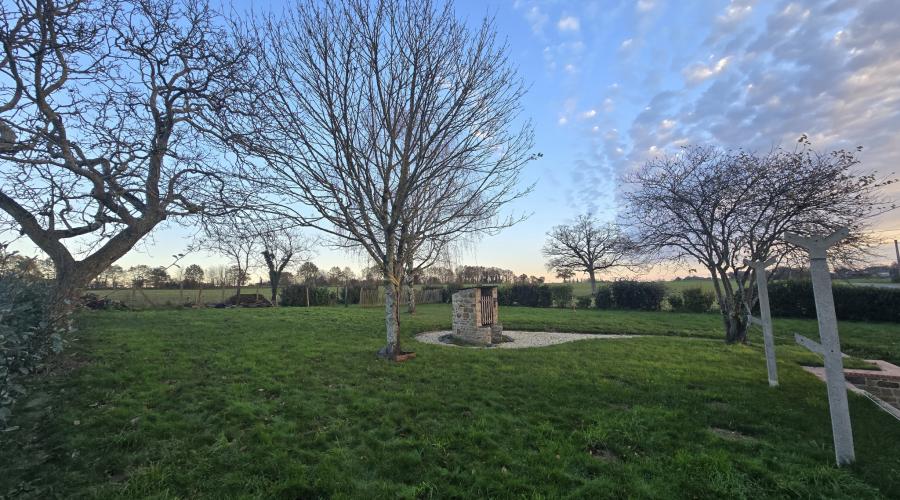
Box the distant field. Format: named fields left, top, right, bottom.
left=564, top=279, right=723, bottom=298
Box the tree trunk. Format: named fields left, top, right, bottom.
left=45, top=275, right=82, bottom=333
left=46, top=251, right=116, bottom=326
left=406, top=272, right=416, bottom=314
left=270, top=275, right=279, bottom=306
left=588, top=270, right=597, bottom=295
left=724, top=310, right=749, bottom=344
left=305, top=284, right=310, bottom=307
left=707, top=265, right=748, bottom=343
left=378, top=276, right=403, bottom=360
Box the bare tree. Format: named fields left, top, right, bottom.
left=555, top=268, right=575, bottom=283
left=199, top=216, right=259, bottom=304
left=206, top=264, right=226, bottom=288
left=226, top=0, right=535, bottom=360
left=543, top=215, right=637, bottom=295
left=624, top=141, right=895, bottom=343
left=0, top=0, right=249, bottom=328
left=256, top=222, right=313, bottom=306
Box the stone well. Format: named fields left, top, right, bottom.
left=451, top=286, right=502, bottom=345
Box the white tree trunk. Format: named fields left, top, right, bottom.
left=379, top=277, right=402, bottom=359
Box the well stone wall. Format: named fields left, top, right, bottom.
left=847, top=374, right=900, bottom=410
left=451, top=288, right=500, bottom=345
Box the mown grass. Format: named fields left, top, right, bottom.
left=498, top=306, right=900, bottom=365
left=3, top=304, right=900, bottom=498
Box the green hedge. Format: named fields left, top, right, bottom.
left=766, top=280, right=900, bottom=323
left=551, top=285, right=574, bottom=308
left=595, top=286, right=613, bottom=309
left=597, top=281, right=667, bottom=311
left=280, top=285, right=339, bottom=306
left=1, top=275, right=57, bottom=424
left=498, top=284, right=553, bottom=307
left=678, top=287, right=715, bottom=313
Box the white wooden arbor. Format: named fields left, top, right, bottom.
left=784, top=228, right=855, bottom=466
left=745, top=257, right=778, bottom=387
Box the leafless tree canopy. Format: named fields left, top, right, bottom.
left=257, top=221, right=314, bottom=305
left=624, top=141, right=895, bottom=343
left=225, top=0, right=535, bottom=358
left=196, top=213, right=259, bottom=301
left=542, top=215, right=637, bottom=295
left=0, top=0, right=250, bottom=320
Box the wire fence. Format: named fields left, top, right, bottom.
left=358, top=288, right=444, bottom=308
left=86, top=285, right=445, bottom=309
left=84, top=286, right=271, bottom=309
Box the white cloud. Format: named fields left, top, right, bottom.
left=520, top=5, right=548, bottom=35
left=557, top=16, right=580, bottom=32
left=718, top=1, right=754, bottom=24
left=683, top=56, right=732, bottom=83
left=603, top=98, right=614, bottom=113
left=582, top=109, right=597, bottom=119
left=637, top=0, right=656, bottom=13
left=558, top=116, right=568, bottom=125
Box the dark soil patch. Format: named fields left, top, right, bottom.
left=587, top=444, right=620, bottom=462
left=709, top=427, right=755, bottom=442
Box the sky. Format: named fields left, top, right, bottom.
left=9, top=0, right=900, bottom=280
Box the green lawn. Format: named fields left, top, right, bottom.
left=4, top=305, right=900, bottom=498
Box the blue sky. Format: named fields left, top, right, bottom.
left=13, top=0, right=900, bottom=279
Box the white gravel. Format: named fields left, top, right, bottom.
left=415, top=330, right=641, bottom=349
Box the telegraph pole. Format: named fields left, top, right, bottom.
left=894, top=239, right=899, bottom=268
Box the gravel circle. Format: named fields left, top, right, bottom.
left=414, top=330, right=641, bottom=349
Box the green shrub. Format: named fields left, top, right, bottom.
left=444, top=283, right=463, bottom=303
left=338, top=286, right=361, bottom=305
left=609, top=280, right=666, bottom=311
left=551, top=285, right=574, bottom=308
left=667, top=293, right=683, bottom=311
left=280, top=285, right=338, bottom=306
left=496, top=285, right=510, bottom=306
left=498, top=284, right=553, bottom=307
left=765, top=280, right=900, bottom=322
left=595, top=286, right=613, bottom=309
left=681, top=287, right=715, bottom=313
left=0, top=275, right=57, bottom=424
left=575, top=296, right=592, bottom=309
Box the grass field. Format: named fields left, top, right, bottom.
left=3, top=304, right=900, bottom=498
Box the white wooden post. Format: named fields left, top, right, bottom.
left=784, top=228, right=855, bottom=466
left=745, top=257, right=778, bottom=387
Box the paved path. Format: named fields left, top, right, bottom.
left=802, top=360, right=900, bottom=420
left=415, top=330, right=641, bottom=349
